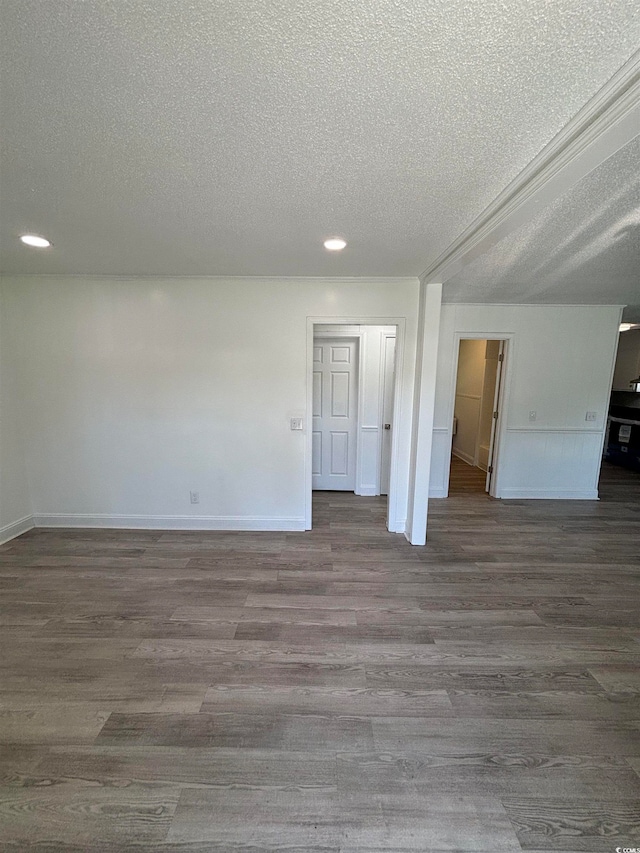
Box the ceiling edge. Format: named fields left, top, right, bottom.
left=420, top=49, right=640, bottom=285
left=0, top=274, right=421, bottom=284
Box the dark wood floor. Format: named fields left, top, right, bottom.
left=1, top=463, right=639, bottom=851
left=448, top=455, right=489, bottom=494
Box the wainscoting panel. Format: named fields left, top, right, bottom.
left=497, top=429, right=603, bottom=499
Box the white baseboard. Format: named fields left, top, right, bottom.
left=428, top=489, right=448, bottom=498
left=355, top=486, right=380, bottom=497
left=451, top=448, right=475, bottom=465
left=388, top=517, right=406, bottom=534
left=498, top=489, right=599, bottom=500
left=33, top=514, right=307, bottom=532
left=0, top=515, right=35, bottom=545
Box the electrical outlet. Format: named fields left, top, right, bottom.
left=585, top=411, right=597, bottom=422
left=190, top=491, right=200, bottom=504
left=528, top=410, right=537, bottom=422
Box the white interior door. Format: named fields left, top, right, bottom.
left=312, top=338, right=358, bottom=491
left=380, top=334, right=396, bottom=496
left=486, top=341, right=505, bottom=493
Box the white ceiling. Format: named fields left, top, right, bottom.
left=1, top=1, right=639, bottom=307
left=444, top=137, right=640, bottom=321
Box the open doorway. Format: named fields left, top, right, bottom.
left=309, top=323, right=398, bottom=527
left=449, top=338, right=505, bottom=496
left=600, top=323, right=640, bottom=494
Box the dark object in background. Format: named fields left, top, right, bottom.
left=606, top=391, right=640, bottom=472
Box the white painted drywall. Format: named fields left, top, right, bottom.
left=314, top=325, right=396, bottom=496
left=406, top=282, right=442, bottom=545
left=0, top=281, right=33, bottom=540
left=452, top=338, right=485, bottom=465
left=430, top=304, right=622, bottom=499
left=612, top=328, right=640, bottom=391
left=2, top=276, right=418, bottom=531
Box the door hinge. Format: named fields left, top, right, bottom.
left=488, top=465, right=493, bottom=473
left=493, top=411, right=498, bottom=419
left=498, top=353, right=504, bottom=362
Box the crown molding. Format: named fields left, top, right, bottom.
left=0, top=273, right=420, bottom=285
left=421, top=50, right=640, bottom=284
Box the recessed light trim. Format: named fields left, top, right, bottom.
left=324, top=237, right=347, bottom=251
left=20, top=234, right=51, bottom=248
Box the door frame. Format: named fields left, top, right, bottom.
left=379, top=330, right=397, bottom=496
left=306, top=316, right=407, bottom=531
left=446, top=332, right=514, bottom=498
left=484, top=340, right=505, bottom=494
left=312, top=332, right=362, bottom=493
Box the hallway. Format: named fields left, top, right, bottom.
left=447, top=455, right=489, bottom=495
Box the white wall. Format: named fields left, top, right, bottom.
left=452, top=338, right=485, bottom=465
left=3, top=276, right=418, bottom=532
left=612, top=328, right=640, bottom=390
left=0, top=281, right=33, bottom=541
left=406, top=282, right=442, bottom=545
left=430, top=304, right=622, bottom=499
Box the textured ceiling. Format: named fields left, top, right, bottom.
left=443, top=137, right=640, bottom=321
left=0, top=0, right=639, bottom=291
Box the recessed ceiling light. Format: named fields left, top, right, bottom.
left=20, top=234, right=51, bottom=248
left=324, top=237, right=347, bottom=251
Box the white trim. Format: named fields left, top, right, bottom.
left=405, top=283, right=443, bottom=545
left=422, top=50, right=640, bottom=283
left=445, top=332, right=515, bottom=500
left=32, top=514, right=306, bottom=531
left=0, top=515, right=35, bottom=545
left=441, top=302, right=627, bottom=309
left=5, top=274, right=419, bottom=285
left=499, top=489, right=599, bottom=501
left=306, top=316, right=407, bottom=534
left=360, top=425, right=379, bottom=431
left=506, top=427, right=604, bottom=434
left=378, top=330, right=398, bottom=499
left=429, top=489, right=448, bottom=499
left=597, top=306, right=626, bottom=493
left=357, top=486, right=379, bottom=497
left=452, top=448, right=475, bottom=466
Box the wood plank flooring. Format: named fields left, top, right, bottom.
left=0, top=462, right=639, bottom=850
left=448, top=455, right=488, bottom=494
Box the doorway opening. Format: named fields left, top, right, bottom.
left=309, top=323, right=399, bottom=528
left=599, top=323, right=640, bottom=496
left=449, top=338, right=506, bottom=496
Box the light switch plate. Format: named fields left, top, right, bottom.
left=290, top=418, right=303, bottom=430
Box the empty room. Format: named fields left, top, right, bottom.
left=1, top=2, right=639, bottom=851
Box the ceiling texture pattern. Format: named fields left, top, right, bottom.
left=0, top=0, right=638, bottom=311
left=444, top=136, right=640, bottom=317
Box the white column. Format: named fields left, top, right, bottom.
left=406, top=282, right=442, bottom=545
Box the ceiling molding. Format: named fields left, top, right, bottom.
left=421, top=50, right=640, bottom=284
left=0, top=274, right=420, bottom=284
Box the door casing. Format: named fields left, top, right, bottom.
left=306, top=317, right=406, bottom=531
left=446, top=332, right=514, bottom=498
